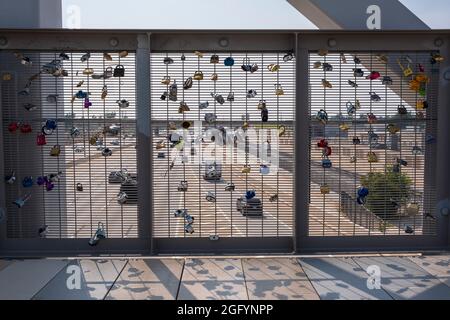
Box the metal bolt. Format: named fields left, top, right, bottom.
left=109, top=37, right=119, bottom=47
left=0, top=36, right=7, bottom=46
left=434, top=38, right=444, bottom=47
left=441, top=207, right=449, bottom=216
left=444, top=69, right=450, bottom=81
left=328, top=38, right=337, bottom=48
left=218, top=38, right=229, bottom=48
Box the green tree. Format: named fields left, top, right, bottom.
left=360, top=168, right=412, bottom=219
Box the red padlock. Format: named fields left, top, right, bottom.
left=317, top=139, right=329, bottom=148
left=322, top=146, right=332, bottom=157
left=367, top=113, right=377, bottom=124
left=8, top=122, right=19, bottom=133
left=20, top=123, right=32, bottom=133
left=367, top=71, right=381, bottom=80
left=36, top=133, right=47, bottom=146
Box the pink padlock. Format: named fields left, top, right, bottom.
left=367, top=71, right=381, bottom=80
left=367, top=113, right=377, bottom=124
left=84, top=97, right=92, bottom=109
left=36, top=133, right=47, bottom=146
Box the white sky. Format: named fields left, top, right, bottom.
left=61, top=0, right=450, bottom=29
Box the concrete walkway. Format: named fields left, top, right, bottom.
left=0, top=254, right=449, bottom=300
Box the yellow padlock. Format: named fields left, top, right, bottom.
left=409, top=79, right=420, bottom=92
left=397, top=59, right=413, bottom=77
left=278, top=125, right=286, bottom=137
left=367, top=152, right=378, bottom=163
left=322, top=79, right=332, bottom=89
left=2, top=73, right=12, bottom=81
left=339, top=123, right=350, bottom=131
left=241, top=165, right=251, bottom=174
left=320, top=184, right=330, bottom=195
left=161, top=76, right=171, bottom=85
left=414, top=74, right=429, bottom=83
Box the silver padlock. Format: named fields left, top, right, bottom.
left=89, top=222, right=106, bottom=246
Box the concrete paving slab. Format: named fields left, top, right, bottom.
left=408, top=255, right=450, bottom=289
left=299, top=257, right=392, bottom=300
left=178, top=258, right=248, bottom=300
left=0, top=259, right=69, bottom=300
left=354, top=256, right=450, bottom=300
left=106, top=259, right=184, bottom=300
left=243, top=258, right=319, bottom=300
left=32, top=259, right=127, bottom=300
left=0, top=260, right=13, bottom=272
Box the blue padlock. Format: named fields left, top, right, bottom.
left=245, top=190, right=256, bottom=200
left=22, top=176, right=33, bottom=188
left=357, top=187, right=369, bottom=205
left=224, top=57, right=234, bottom=67
left=75, top=90, right=89, bottom=99
left=45, top=119, right=57, bottom=130
left=321, top=158, right=332, bottom=168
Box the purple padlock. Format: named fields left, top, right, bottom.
left=45, top=181, right=55, bottom=192
left=37, top=176, right=48, bottom=186
left=84, top=98, right=92, bottom=108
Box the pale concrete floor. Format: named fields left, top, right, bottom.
left=0, top=254, right=449, bottom=300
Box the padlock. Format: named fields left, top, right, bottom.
left=193, top=71, right=203, bottom=80
left=357, top=186, right=369, bottom=205
left=376, top=54, right=389, bottom=64
left=321, top=158, right=332, bottom=168
left=404, top=225, right=415, bottom=234
left=117, top=191, right=128, bottom=205
left=42, top=119, right=57, bottom=135
left=260, top=164, right=270, bottom=175
left=339, top=123, right=350, bottom=131
left=2, top=73, right=12, bottom=81
left=316, top=109, right=328, bottom=124
left=269, top=194, right=278, bottom=202
left=267, top=64, right=280, bottom=72
left=416, top=100, right=428, bottom=110
left=101, top=85, right=108, bottom=100
left=246, top=89, right=257, bottom=98
left=369, top=92, right=381, bottom=102
left=283, top=52, right=294, bottom=62
left=274, top=84, right=284, bottom=96
left=409, top=79, right=421, bottom=92
left=415, top=74, right=429, bottom=83
left=102, top=148, right=112, bottom=157
left=38, top=225, right=49, bottom=238
left=113, top=65, right=125, bottom=77
left=318, top=49, right=328, bottom=56
left=50, top=145, right=61, bottom=157
left=20, top=123, right=32, bottom=134
left=75, top=90, right=89, bottom=99
left=346, top=101, right=356, bottom=116
left=76, top=183, right=83, bottom=192
left=317, top=139, right=328, bottom=148
left=412, top=146, right=423, bottom=155
left=103, top=67, right=113, bottom=79
left=367, top=113, right=377, bottom=124
left=367, top=71, right=381, bottom=80
left=184, top=214, right=194, bottom=224
left=83, top=68, right=94, bottom=75
left=320, top=184, right=330, bottom=195
left=258, top=100, right=267, bottom=110
left=224, top=56, right=234, bottom=66
left=102, top=52, right=113, bottom=61
left=13, top=193, right=31, bottom=208
left=89, top=222, right=106, bottom=246
left=206, top=191, right=216, bottom=202
left=161, top=76, right=171, bottom=85
left=322, top=63, right=333, bottom=72
left=204, top=113, right=217, bottom=124
left=75, top=80, right=84, bottom=88
left=313, top=61, right=322, bottom=69
left=194, top=51, right=204, bottom=58
left=8, top=122, right=19, bottom=133
left=156, top=140, right=166, bottom=150
left=185, top=223, right=195, bottom=234
left=5, top=171, right=16, bottom=185
left=397, top=59, right=413, bottom=77
left=352, top=137, right=361, bottom=145
left=119, top=50, right=129, bottom=58
left=322, top=146, right=332, bottom=157
left=349, top=156, right=357, bottom=163
left=37, top=176, right=48, bottom=186
left=174, top=209, right=188, bottom=218
left=210, top=54, right=219, bottom=64
left=322, top=79, right=332, bottom=88
left=278, top=125, right=286, bottom=137
left=163, top=57, right=174, bottom=65
left=261, top=108, right=268, bottom=122
left=406, top=203, right=420, bottom=216
left=178, top=101, right=190, bottom=113
left=426, top=134, right=436, bottom=144
left=387, top=124, right=400, bottom=135
left=382, top=76, right=393, bottom=85
left=241, top=57, right=252, bottom=72
left=211, top=93, right=225, bottom=104
left=368, top=130, right=379, bottom=145
left=80, top=53, right=90, bottom=62
left=353, top=68, right=364, bottom=77
left=36, top=134, right=47, bottom=146
left=418, top=86, right=426, bottom=97
left=116, top=99, right=130, bottom=108
left=45, top=181, right=55, bottom=192
left=225, top=183, right=235, bottom=191
left=177, top=180, right=188, bottom=192
left=246, top=190, right=256, bottom=200
left=241, top=165, right=251, bottom=174
left=367, top=152, right=378, bottom=163
left=22, top=176, right=33, bottom=188
left=430, top=52, right=444, bottom=64
left=83, top=97, right=91, bottom=109
left=353, top=56, right=361, bottom=64
left=340, top=53, right=347, bottom=64
left=210, top=73, right=218, bottom=81
left=398, top=105, right=407, bottom=115
left=348, top=80, right=358, bottom=88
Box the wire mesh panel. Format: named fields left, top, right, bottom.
left=309, top=51, right=439, bottom=237
left=151, top=51, right=295, bottom=238
left=0, top=50, right=138, bottom=240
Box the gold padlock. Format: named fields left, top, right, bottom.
left=241, top=165, right=251, bottom=174
left=83, top=68, right=94, bottom=75
left=194, top=51, right=204, bottom=58
left=409, top=79, right=420, bottom=92
left=156, top=140, right=166, bottom=150
left=339, top=123, right=350, bottom=131
left=89, top=135, right=98, bottom=146
left=210, top=73, right=218, bottom=81
left=320, top=184, right=330, bottom=194
left=322, top=79, right=332, bottom=89
left=101, top=85, right=108, bottom=100
left=275, top=84, right=284, bottom=96
left=2, top=73, right=12, bottom=81
left=415, top=74, right=429, bottom=83
left=193, top=71, right=203, bottom=80
left=50, top=145, right=61, bottom=157
left=313, top=61, right=322, bottom=69
left=161, top=76, right=171, bottom=85
left=397, top=59, right=413, bottom=77
left=367, top=152, right=378, bottom=163
left=267, top=64, right=280, bottom=72
left=278, top=125, right=286, bottom=137
left=318, top=49, right=328, bottom=56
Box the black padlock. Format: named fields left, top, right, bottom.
left=261, top=109, right=268, bottom=122
left=113, top=64, right=125, bottom=77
